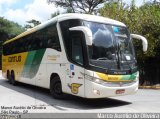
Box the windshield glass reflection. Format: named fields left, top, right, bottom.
left=83, top=21, right=135, bottom=70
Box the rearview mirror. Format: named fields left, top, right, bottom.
left=131, top=34, right=148, bottom=52
left=69, top=26, right=93, bottom=46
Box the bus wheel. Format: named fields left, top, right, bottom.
left=11, top=71, right=17, bottom=85
left=50, top=76, right=66, bottom=99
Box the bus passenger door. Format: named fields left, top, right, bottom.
left=67, top=32, right=85, bottom=97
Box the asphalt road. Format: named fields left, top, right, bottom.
left=0, top=74, right=160, bottom=114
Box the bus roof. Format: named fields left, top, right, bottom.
left=4, top=13, right=126, bottom=45
left=57, top=13, right=126, bottom=26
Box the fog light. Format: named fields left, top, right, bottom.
left=93, top=89, right=100, bottom=95
left=95, top=79, right=100, bottom=83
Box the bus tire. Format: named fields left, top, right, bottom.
left=7, top=70, right=12, bottom=84
left=11, top=71, right=17, bottom=86
left=50, top=76, right=66, bottom=99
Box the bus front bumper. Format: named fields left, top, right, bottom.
left=84, top=79, right=139, bottom=98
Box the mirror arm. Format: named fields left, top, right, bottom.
left=131, top=34, right=148, bottom=52
left=69, top=26, right=93, bottom=46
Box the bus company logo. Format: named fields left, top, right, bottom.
left=47, top=55, right=60, bottom=61
left=68, top=83, right=82, bottom=94
left=113, top=71, right=127, bottom=75
left=8, top=56, right=21, bottom=62
left=47, top=55, right=56, bottom=61
left=108, top=77, right=119, bottom=81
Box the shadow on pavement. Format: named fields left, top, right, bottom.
left=0, top=79, right=131, bottom=111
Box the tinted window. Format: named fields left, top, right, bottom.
left=83, top=21, right=116, bottom=60
left=24, top=34, right=33, bottom=51
left=3, top=23, right=61, bottom=55
left=71, top=33, right=84, bottom=65
left=60, top=19, right=81, bottom=59
left=45, top=24, right=61, bottom=51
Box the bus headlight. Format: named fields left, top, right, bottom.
left=84, top=74, right=105, bottom=84
left=94, top=78, right=103, bottom=84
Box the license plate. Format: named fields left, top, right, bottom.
left=116, top=89, right=125, bottom=94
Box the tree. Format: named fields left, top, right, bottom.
left=0, top=17, right=24, bottom=42
left=153, top=0, right=160, bottom=5
left=50, top=7, right=73, bottom=18
left=24, top=19, right=41, bottom=30
left=100, top=0, right=160, bottom=59
left=0, top=17, right=25, bottom=69
left=100, top=1, right=160, bottom=85
left=51, top=10, right=60, bottom=18
left=52, top=0, right=109, bottom=14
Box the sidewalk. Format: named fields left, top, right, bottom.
left=139, top=84, right=160, bottom=89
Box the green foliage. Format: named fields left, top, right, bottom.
left=0, top=17, right=24, bottom=69
left=100, top=1, right=160, bottom=84
left=51, top=11, right=60, bottom=18
left=52, top=0, right=109, bottom=14
left=139, top=4, right=160, bottom=57
left=0, top=17, right=24, bottom=42
left=50, top=7, right=74, bottom=18
left=100, top=1, right=160, bottom=60
left=24, top=19, right=41, bottom=30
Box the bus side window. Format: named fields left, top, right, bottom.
left=25, top=34, right=33, bottom=51
left=45, top=24, right=61, bottom=51
left=3, top=44, right=9, bottom=55
left=18, top=40, right=25, bottom=53
left=47, top=38, right=54, bottom=48
left=60, top=19, right=82, bottom=61
left=31, top=38, right=39, bottom=50
left=70, top=32, right=84, bottom=65
left=14, top=40, right=24, bottom=53
left=34, top=30, right=44, bottom=50
left=39, top=40, right=44, bottom=49
left=10, top=42, right=16, bottom=54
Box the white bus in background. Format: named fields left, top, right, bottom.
left=2, top=13, right=148, bottom=99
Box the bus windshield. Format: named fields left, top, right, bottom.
left=83, top=21, right=135, bottom=70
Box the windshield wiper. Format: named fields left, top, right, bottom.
left=97, top=57, right=109, bottom=60
left=117, top=42, right=121, bottom=69
left=117, top=41, right=133, bottom=72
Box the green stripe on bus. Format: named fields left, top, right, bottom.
left=22, top=49, right=46, bottom=78
left=121, top=72, right=137, bottom=81
left=29, top=49, right=46, bottom=78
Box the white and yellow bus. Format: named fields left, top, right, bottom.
left=2, top=13, right=148, bottom=99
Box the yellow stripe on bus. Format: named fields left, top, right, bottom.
left=2, top=52, right=28, bottom=80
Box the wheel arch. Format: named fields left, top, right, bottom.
left=49, top=73, right=67, bottom=99
left=50, top=73, right=61, bottom=85
left=11, top=70, right=14, bottom=74
left=49, top=72, right=66, bottom=93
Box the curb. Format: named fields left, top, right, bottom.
left=139, top=86, right=160, bottom=89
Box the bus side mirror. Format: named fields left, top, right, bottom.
left=69, top=26, right=93, bottom=46
left=131, top=34, right=148, bottom=52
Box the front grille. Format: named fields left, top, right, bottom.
left=102, top=81, right=137, bottom=87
